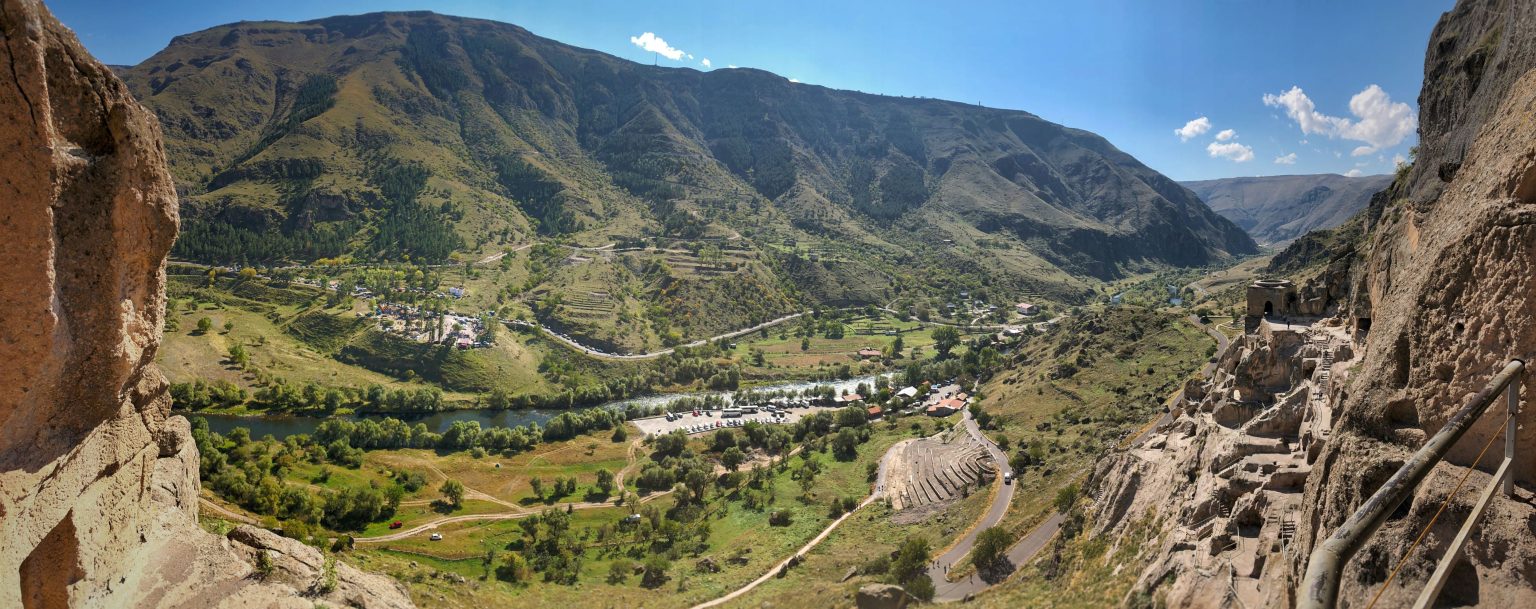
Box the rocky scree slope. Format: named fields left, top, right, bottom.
left=117, top=11, right=1253, bottom=296
left=1182, top=173, right=1392, bottom=246
left=0, top=1, right=412, bottom=607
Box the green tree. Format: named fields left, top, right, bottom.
left=440, top=479, right=465, bottom=508
left=530, top=477, right=545, bottom=500
left=800, top=337, right=811, bottom=351
left=932, top=326, right=960, bottom=358
left=498, top=552, right=532, bottom=583
left=641, top=555, right=670, bottom=589
left=228, top=344, right=250, bottom=368
left=721, top=447, right=745, bottom=472
left=196, top=317, right=213, bottom=334
left=889, top=535, right=931, bottom=589
left=611, top=425, right=628, bottom=443
left=608, top=558, right=633, bottom=584
left=223, top=320, right=235, bottom=333
left=972, top=526, right=1011, bottom=573
left=594, top=468, right=616, bottom=497
left=1054, top=482, right=1079, bottom=513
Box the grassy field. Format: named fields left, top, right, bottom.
left=365, top=435, right=633, bottom=509
left=350, top=426, right=911, bottom=609
left=160, top=276, right=413, bottom=393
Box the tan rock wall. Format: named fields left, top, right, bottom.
left=0, top=2, right=414, bottom=607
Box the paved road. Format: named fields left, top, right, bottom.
left=927, top=408, right=1016, bottom=601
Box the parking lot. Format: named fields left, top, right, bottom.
left=631, top=405, right=837, bottom=437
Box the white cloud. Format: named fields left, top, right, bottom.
left=1215, top=129, right=1237, bottom=142
left=1175, top=116, right=1212, bottom=142
left=629, top=32, right=686, bottom=61
left=728, top=64, right=738, bottom=68
left=1393, top=153, right=1408, bottom=167
left=1275, top=152, right=1297, bottom=165
left=1345, top=169, right=1364, bottom=177
left=701, top=58, right=712, bottom=68
left=788, top=78, right=800, bottom=83
left=686, top=53, right=693, bottom=59
left=1263, top=85, right=1416, bottom=156
left=1207, top=141, right=1255, bottom=163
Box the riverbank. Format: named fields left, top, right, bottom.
left=192, top=373, right=891, bottom=439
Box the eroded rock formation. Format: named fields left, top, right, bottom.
left=1086, top=0, right=1536, bottom=606
left=0, top=1, right=413, bottom=607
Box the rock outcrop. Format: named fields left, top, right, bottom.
left=855, top=583, right=915, bottom=609
left=1084, top=1, right=1536, bottom=606
left=0, top=1, right=413, bottom=607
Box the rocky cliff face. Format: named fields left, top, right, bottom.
left=1086, top=0, right=1536, bottom=606
left=0, top=1, right=413, bottom=607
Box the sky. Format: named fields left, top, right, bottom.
left=50, top=0, right=1454, bottom=181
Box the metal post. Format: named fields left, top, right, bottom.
left=1508, top=370, right=1520, bottom=498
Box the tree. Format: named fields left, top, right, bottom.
left=223, top=320, right=235, bottom=333
left=889, top=535, right=931, bottom=590
left=721, top=447, right=745, bottom=472
left=932, top=326, right=960, bottom=358
left=800, top=337, right=810, bottom=351
left=498, top=552, right=532, bottom=583
left=892, top=335, right=905, bottom=354
left=641, top=555, right=670, bottom=589
left=611, top=425, right=628, bottom=443
left=972, top=527, right=1011, bottom=573
left=831, top=428, right=860, bottom=461
left=594, top=469, right=616, bottom=497
left=196, top=317, right=213, bottom=334
left=228, top=344, right=250, bottom=368
left=440, top=479, right=465, bottom=508
left=530, top=477, right=545, bottom=500
left=1054, top=483, right=1079, bottom=513
left=608, top=558, right=633, bottom=584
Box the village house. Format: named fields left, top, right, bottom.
left=1015, top=302, right=1040, bottom=316
left=925, top=398, right=963, bottom=417
left=857, top=348, right=883, bottom=360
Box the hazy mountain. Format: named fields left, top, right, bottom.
left=1181, top=173, right=1392, bottom=246
left=118, top=11, right=1255, bottom=304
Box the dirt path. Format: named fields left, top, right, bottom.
left=689, top=439, right=900, bottom=609
left=199, top=496, right=258, bottom=525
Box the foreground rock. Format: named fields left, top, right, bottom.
left=0, top=1, right=413, bottom=607
left=855, top=583, right=914, bottom=609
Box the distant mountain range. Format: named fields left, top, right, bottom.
left=117, top=10, right=1255, bottom=307
left=1181, top=174, right=1392, bottom=246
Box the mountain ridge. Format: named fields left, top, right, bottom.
left=1181, top=172, right=1392, bottom=246
left=118, top=10, right=1255, bottom=312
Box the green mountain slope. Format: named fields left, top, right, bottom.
left=120, top=11, right=1255, bottom=310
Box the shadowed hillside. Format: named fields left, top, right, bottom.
left=120, top=11, right=1254, bottom=304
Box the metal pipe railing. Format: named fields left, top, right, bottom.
left=1298, top=358, right=1524, bottom=609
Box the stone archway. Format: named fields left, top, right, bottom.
left=1264, top=301, right=1274, bottom=316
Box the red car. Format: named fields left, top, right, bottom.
left=389, top=521, right=403, bottom=530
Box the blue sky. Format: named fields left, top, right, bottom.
left=51, top=0, right=1452, bottom=181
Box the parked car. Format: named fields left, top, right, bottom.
left=389, top=521, right=403, bottom=529
left=429, top=532, right=443, bottom=541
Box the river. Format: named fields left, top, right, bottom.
left=195, top=374, right=890, bottom=440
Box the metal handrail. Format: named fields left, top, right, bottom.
left=1298, top=358, right=1523, bottom=609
